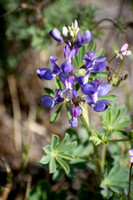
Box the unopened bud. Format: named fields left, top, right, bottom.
left=124, top=74, right=128, bottom=80
left=117, top=80, right=122, bottom=86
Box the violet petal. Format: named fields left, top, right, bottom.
left=92, top=100, right=109, bottom=112
left=98, top=83, right=111, bottom=97
left=61, top=60, right=73, bottom=73
left=82, top=30, right=93, bottom=44
left=49, top=28, right=64, bottom=43
left=81, top=83, right=95, bottom=95
left=41, top=95, right=55, bottom=108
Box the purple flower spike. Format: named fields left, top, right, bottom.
left=49, top=28, right=64, bottom=43
left=41, top=89, right=64, bottom=108
left=69, top=106, right=82, bottom=127
left=129, top=149, right=133, bottom=163
left=61, top=60, right=73, bottom=73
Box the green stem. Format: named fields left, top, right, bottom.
left=108, top=138, right=133, bottom=143
left=116, top=55, right=126, bottom=78
left=80, top=113, right=102, bottom=176
left=128, top=163, right=133, bottom=200
left=80, top=114, right=92, bottom=137
left=101, top=144, right=106, bottom=172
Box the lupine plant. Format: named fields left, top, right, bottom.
left=35, top=20, right=133, bottom=200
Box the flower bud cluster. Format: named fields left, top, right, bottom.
left=37, top=20, right=111, bottom=127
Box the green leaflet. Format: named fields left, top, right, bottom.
left=98, top=94, right=117, bottom=101
left=65, top=103, right=72, bottom=120
left=54, top=76, right=63, bottom=90
left=55, top=133, right=70, bottom=150
left=43, top=87, right=54, bottom=96
left=49, top=156, right=56, bottom=173
left=56, top=156, right=70, bottom=174
left=88, top=40, right=97, bottom=52
left=97, top=48, right=105, bottom=58
left=50, top=104, right=63, bottom=123
left=42, top=145, right=51, bottom=154
left=40, top=155, right=50, bottom=164
left=51, top=135, right=59, bottom=150
left=73, top=44, right=86, bottom=68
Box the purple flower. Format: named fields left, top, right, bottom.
left=129, top=149, right=133, bottom=163
left=81, top=52, right=106, bottom=73
left=41, top=89, right=64, bottom=108
left=49, top=28, right=64, bottom=43
left=60, top=60, right=74, bottom=73
left=37, top=56, right=61, bottom=80
left=59, top=72, right=78, bottom=100
left=69, top=106, right=82, bottom=127
left=63, top=44, right=78, bottom=62
left=74, top=30, right=93, bottom=48
left=81, top=79, right=111, bottom=112
left=120, top=43, right=131, bottom=56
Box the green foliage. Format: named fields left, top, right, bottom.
left=29, top=180, right=67, bottom=200
left=73, top=45, right=86, bottom=68
left=50, top=105, right=63, bottom=123
left=99, top=94, right=117, bottom=101
left=40, top=133, right=77, bottom=174
left=101, top=164, right=129, bottom=199
left=43, top=87, right=54, bottom=96
left=89, top=130, right=108, bottom=145
left=54, top=76, right=63, bottom=90
left=100, top=102, right=131, bottom=134
left=29, top=180, right=51, bottom=200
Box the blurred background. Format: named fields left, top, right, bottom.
left=0, top=0, right=133, bottom=199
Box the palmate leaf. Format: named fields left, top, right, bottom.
left=40, top=133, right=77, bottom=174
left=100, top=103, right=131, bottom=134
left=101, top=164, right=129, bottom=195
